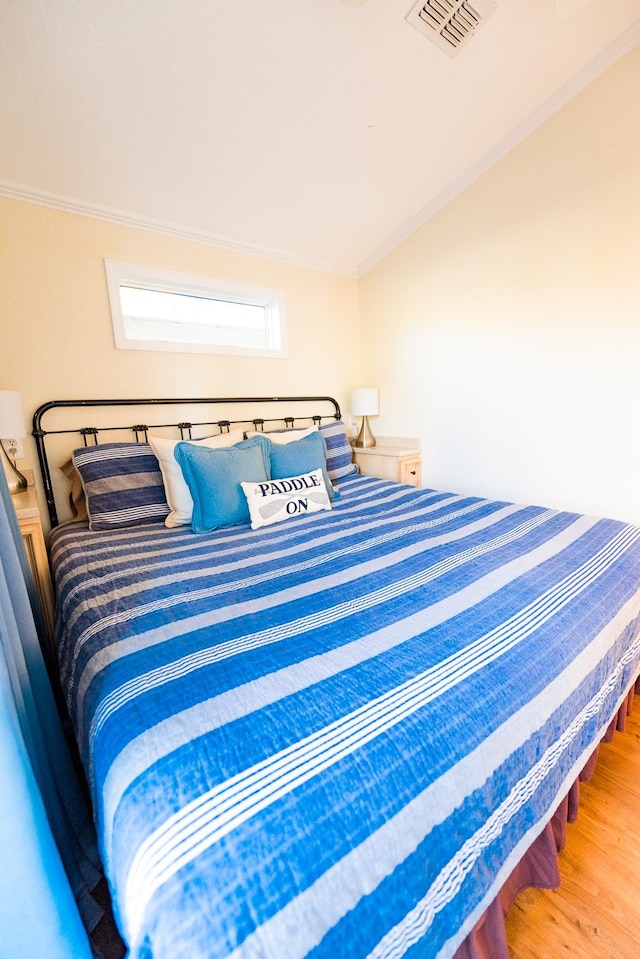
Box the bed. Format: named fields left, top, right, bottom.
left=35, top=396, right=640, bottom=959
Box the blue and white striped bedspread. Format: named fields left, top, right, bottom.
left=49, top=475, right=640, bottom=959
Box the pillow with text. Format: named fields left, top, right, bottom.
left=241, top=468, right=331, bottom=530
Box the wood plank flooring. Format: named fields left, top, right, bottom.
left=506, top=704, right=640, bottom=959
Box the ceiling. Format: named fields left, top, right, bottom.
left=1, top=0, right=639, bottom=276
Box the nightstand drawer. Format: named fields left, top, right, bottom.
left=352, top=445, right=421, bottom=488
left=399, top=456, right=421, bottom=487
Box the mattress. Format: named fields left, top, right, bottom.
left=49, top=474, right=640, bottom=959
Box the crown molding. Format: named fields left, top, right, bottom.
left=0, top=182, right=358, bottom=279
left=357, top=20, right=640, bottom=277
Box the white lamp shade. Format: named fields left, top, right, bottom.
left=0, top=390, right=27, bottom=439
left=350, top=388, right=379, bottom=417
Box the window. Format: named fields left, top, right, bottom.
left=105, top=260, right=287, bottom=358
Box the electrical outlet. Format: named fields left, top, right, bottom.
left=3, top=438, right=24, bottom=459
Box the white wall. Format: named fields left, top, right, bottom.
left=0, top=198, right=360, bottom=505
left=3, top=47, right=640, bottom=526
left=359, top=45, right=640, bottom=525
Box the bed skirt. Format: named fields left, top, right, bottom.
left=454, top=677, right=639, bottom=959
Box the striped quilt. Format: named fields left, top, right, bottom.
left=49, top=475, right=640, bottom=959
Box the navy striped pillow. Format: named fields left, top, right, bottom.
left=319, top=420, right=358, bottom=481
left=72, top=443, right=169, bottom=531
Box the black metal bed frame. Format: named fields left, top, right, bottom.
left=33, top=395, right=341, bottom=528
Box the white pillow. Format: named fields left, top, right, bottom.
left=244, top=426, right=317, bottom=444
left=241, top=468, right=331, bottom=530
left=149, top=430, right=245, bottom=527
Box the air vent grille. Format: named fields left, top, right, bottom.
left=406, top=0, right=498, bottom=57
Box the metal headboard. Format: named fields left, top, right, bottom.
left=33, top=395, right=341, bottom=528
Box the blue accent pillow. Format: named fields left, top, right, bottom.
left=72, top=442, right=169, bottom=531
left=319, top=419, right=358, bottom=481
left=174, top=435, right=271, bottom=533
left=268, top=432, right=340, bottom=501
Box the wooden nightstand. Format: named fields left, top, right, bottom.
left=13, top=485, right=56, bottom=652
left=351, top=444, right=421, bottom=488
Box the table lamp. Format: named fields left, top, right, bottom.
left=351, top=387, right=379, bottom=448
left=0, top=390, right=28, bottom=494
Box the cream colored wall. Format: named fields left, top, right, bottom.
left=0, top=197, right=360, bottom=501
left=3, top=47, right=640, bottom=526
left=359, top=46, right=640, bottom=525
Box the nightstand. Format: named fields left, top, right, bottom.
left=351, top=444, right=421, bottom=487
left=13, top=485, right=56, bottom=652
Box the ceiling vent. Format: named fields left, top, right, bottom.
left=406, top=0, right=498, bottom=57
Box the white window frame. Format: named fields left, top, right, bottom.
left=105, top=259, right=287, bottom=358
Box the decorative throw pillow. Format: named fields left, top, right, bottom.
left=241, top=468, right=331, bottom=530
left=244, top=427, right=317, bottom=444
left=59, top=457, right=89, bottom=522
left=72, top=442, right=170, bottom=531
left=149, top=430, right=245, bottom=527
left=267, top=431, right=339, bottom=501
left=319, top=419, right=358, bottom=481
left=174, top=435, right=271, bottom=533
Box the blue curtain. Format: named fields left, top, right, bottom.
left=0, top=467, right=101, bottom=959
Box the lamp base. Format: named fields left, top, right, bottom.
left=353, top=415, right=376, bottom=449
left=1, top=441, right=28, bottom=495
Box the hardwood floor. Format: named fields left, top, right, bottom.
left=506, top=703, right=640, bottom=959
